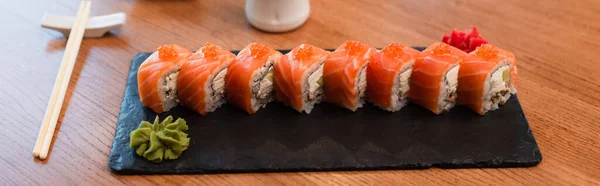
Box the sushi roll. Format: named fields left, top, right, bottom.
left=367, top=43, right=419, bottom=112
left=457, top=44, right=517, bottom=115
left=323, top=40, right=376, bottom=111
left=409, top=42, right=467, bottom=114
left=177, top=42, right=236, bottom=115
left=137, top=44, right=192, bottom=113
left=226, top=43, right=283, bottom=114
left=274, top=44, right=330, bottom=113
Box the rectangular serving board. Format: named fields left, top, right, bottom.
left=109, top=48, right=542, bottom=174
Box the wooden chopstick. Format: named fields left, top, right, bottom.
left=33, top=0, right=92, bottom=160
left=32, top=0, right=87, bottom=159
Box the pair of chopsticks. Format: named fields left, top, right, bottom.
left=33, top=0, right=92, bottom=160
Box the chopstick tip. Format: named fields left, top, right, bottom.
left=39, top=153, right=48, bottom=160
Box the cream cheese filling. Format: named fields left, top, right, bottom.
left=398, top=69, right=412, bottom=97
left=490, top=66, right=509, bottom=97
left=439, top=65, right=459, bottom=112
left=445, top=66, right=459, bottom=95
left=481, top=65, right=512, bottom=114
left=164, top=72, right=178, bottom=101
left=357, top=67, right=367, bottom=99
left=307, top=64, right=324, bottom=100
left=257, top=66, right=274, bottom=100
left=212, top=68, right=227, bottom=98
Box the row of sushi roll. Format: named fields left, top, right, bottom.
left=137, top=27, right=517, bottom=115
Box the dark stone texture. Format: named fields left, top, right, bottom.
left=109, top=48, right=541, bottom=174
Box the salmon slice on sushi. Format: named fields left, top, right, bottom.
left=323, top=40, right=376, bottom=111
left=457, top=44, right=517, bottom=115
left=226, top=43, right=283, bottom=114
left=177, top=42, right=236, bottom=115
left=274, top=44, right=330, bottom=113
left=409, top=42, right=467, bottom=114
left=137, top=44, right=192, bottom=113
left=367, top=43, right=419, bottom=112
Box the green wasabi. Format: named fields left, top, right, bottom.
left=502, top=68, right=510, bottom=83
left=317, top=76, right=323, bottom=86
left=264, top=67, right=275, bottom=80
left=129, top=116, right=190, bottom=162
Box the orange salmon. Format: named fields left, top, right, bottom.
left=226, top=43, right=282, bottom=114
left=178, top=42, right=236, bottom=115
left=138, top=44, right=191, bottom=113
left=409, top=42, right=466, bottom=114
left=367, top=42, right=419, bottom=112
left=457, top=44, right=517, bottom=115
left=274, top=44, right=330, bottom=113
left=323, top=40, right=375, bottom=111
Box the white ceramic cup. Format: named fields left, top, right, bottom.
left=245, top=0, right=310, bottom=32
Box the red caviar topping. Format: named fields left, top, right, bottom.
left=344, top=41, right=367, bottom=56
left=294, top=45, right=314, bottom=60
left=201, top=42, right=218, bottom=59
left=248, top=43, right=270, bottom=58
left=474, top=44, right=499, bottom=59
left=158, top=45, right=178, bottom=61
left=381, top=43, right=406, bottom=59
left=431, top=43, right=453, bottom=55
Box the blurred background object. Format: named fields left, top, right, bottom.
left=41, top=12, right=126, bottom=38
left=245, top=0, right=310, bottom=32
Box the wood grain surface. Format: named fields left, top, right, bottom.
left=1, top=0, right=599, bottom=185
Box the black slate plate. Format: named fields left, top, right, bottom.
left=109, top=48, right=542, bottom=174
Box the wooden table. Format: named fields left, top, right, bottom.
left=2, top=0, right=599, bottom=185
